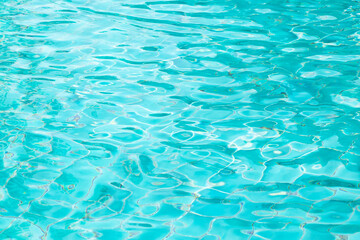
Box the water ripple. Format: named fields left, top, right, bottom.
left=1, top=0, right=360, bottom=239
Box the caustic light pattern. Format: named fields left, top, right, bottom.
left=0, top=0, right=360, bottom=239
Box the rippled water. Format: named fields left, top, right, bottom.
left=1, top=0, right=360, bottom=239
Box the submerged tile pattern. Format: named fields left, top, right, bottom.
left=1, top=0, right=360, bottom=239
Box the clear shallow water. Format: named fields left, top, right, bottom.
left=1, top=0, right=360, bottom=239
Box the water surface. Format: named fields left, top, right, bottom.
left=1, top=0, right=360, bottom=239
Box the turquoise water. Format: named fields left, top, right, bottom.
left=1, top=0, right=360, bottom=239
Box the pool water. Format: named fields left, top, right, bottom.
left=1, top=0, right=360, bottom=239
